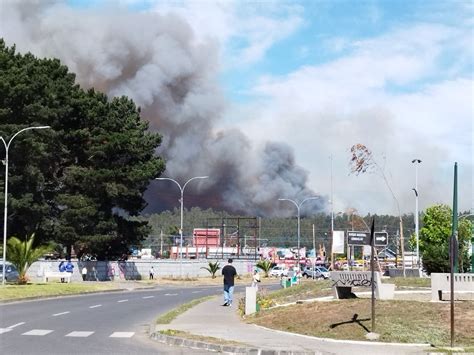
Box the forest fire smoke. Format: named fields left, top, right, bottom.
left=0, top=1, right=325, bottom=216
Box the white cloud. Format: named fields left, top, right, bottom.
left=232, top=23, right=473, bottom=215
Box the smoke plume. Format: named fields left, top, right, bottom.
left=0, top=1, right=325, bottom=217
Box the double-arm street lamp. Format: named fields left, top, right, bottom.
left=155, top=176, right=208, bottom=261
left=1, top=126, right=51, bottom=285
left=278, top=197, right=320, bottom=266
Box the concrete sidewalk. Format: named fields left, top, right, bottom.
left=152, top=295, right=432, bottom=355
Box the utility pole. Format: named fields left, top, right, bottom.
left=160, top=229, right=163, bottom=258
left=412, top=159, right=422, bottom=268
left=312, top=224, right=316, bottom=279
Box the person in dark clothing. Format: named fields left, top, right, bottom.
left=221, top=258, right=237, bottom=306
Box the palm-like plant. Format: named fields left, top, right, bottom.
left=256, top=259, right=272, bottom=277
left=7, top=233, right=52, bottom=284
left=201, top=261, right=220, bottom=278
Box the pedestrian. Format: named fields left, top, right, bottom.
left=251, top=269, right=261, bottom=290
left=65, top=260, right=74, bottom=282
left=221, top=258, right=237, bottom=307
left=149, top=266, right=155, bottom=280
left=81, top=266, right=87, bottom=281
left=59, top=260, right=66, bottom=283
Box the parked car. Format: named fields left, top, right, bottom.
left=302, top=265, right=330, bottom=279
left=269, top=265, right=289, bottom=277
left=0, top=262, right=19, bottom=283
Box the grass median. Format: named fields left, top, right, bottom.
left=245, top=277, right=473, bottom=350
left=0, top=282, right=122, bottom=301
left=156, top=295, right=215, bottom=324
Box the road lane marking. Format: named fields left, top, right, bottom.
left=117, top=299, right=128, bottom=303
left=22, top=329, right=53, bottom=336
left=109, top=332, right=134, bottom=338
left=8, top=322, right=25, bottom=329
left=66, top=331, right=94, bottom=337
left=191, top=291, right=202, bottom=293
left=142, top=296, right=154, bottom=299
left=0, top=328, right=13, bottom=334
left=52, top=311, right=70, bottom=317
left=164, top=293, right=178, bottom=296
left=89, top=304, right=102, bottom=309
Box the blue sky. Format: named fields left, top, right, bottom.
left=6, top=0, right=472, bottom=214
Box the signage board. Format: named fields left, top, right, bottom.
left=347, top=231, right=389, bottom=246
left=332, top=230, right=345, bottom=254
left=374, top=232, right=389, bottom=246
left=347, top=231, right=370, bottom=246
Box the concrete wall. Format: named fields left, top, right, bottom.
left=26, top=259, right=257, bottom=282
left=388, top=268, right=422, bottom=278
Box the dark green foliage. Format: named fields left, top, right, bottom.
left=7, top=233, right=52, bottom=284
left=420, top=204, right=471, bottom=274
left=200, top=261, right=220, bottom=278
left=422, top=243, right=450, bottom=274
left=0, top=40, right=164, bottom=259
left=256, top=259, right=272, bottom=277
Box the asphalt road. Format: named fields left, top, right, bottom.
left=0, top=284, right=226, bottom=355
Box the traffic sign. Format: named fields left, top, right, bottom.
left=374, top=232, right=388, bottom=246
left=347, top=231, right=389, bottom=246
left=347, top=231, right=370, bottom=246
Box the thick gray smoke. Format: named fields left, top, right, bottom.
left=0, top=1, right=325, bottom=217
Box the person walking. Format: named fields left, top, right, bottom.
left=59, top=260, right=66, bottom=283
left=149, top=266, right=155, bottom=280
left=221, top=258, right=237, bottom=307
left=81, top=266, right=87, bottom=281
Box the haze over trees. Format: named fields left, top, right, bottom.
left=0, top=40, right=164, bottom=259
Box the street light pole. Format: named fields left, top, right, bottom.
left=155, top=176, right=208, bottom=275
left=330, top=155, right=334, bottom=270
left=278, top=197, right=320, bottom=268
left=1, top=126, right=51, bottom=285
left=412, top=159, right=422, bottom=268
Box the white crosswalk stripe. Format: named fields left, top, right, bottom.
left=8, top=322, right=25, bottom=329
left=109, top=332, right=134, bottom=338
left=66, top=331, right=94, bottom=337
left=22, top=329, right=53, bottom=336
left=0, top=328, right=13, bottom=334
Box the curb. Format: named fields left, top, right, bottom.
left=150, top=331, right=332, bottom=355
left=251, top=324, right=432, bottom=348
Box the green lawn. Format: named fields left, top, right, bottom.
left=0, top=282, right=121, bottom=301
left=156, top=296, right=215, bottom=324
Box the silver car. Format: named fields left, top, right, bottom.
left=302, top=265, right=329, bottom=279
left=0, top=262, right=20, bottom=282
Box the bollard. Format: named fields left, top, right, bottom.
left=245, top=287, right=257, bottom=315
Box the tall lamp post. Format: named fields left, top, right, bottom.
left=155, top=176, right=208, bottom=263
left=412, top=159, right=422, bottom=268
left=278, top=197, right=320, bottom=267
left=1, top=126, right=51, bottom=285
